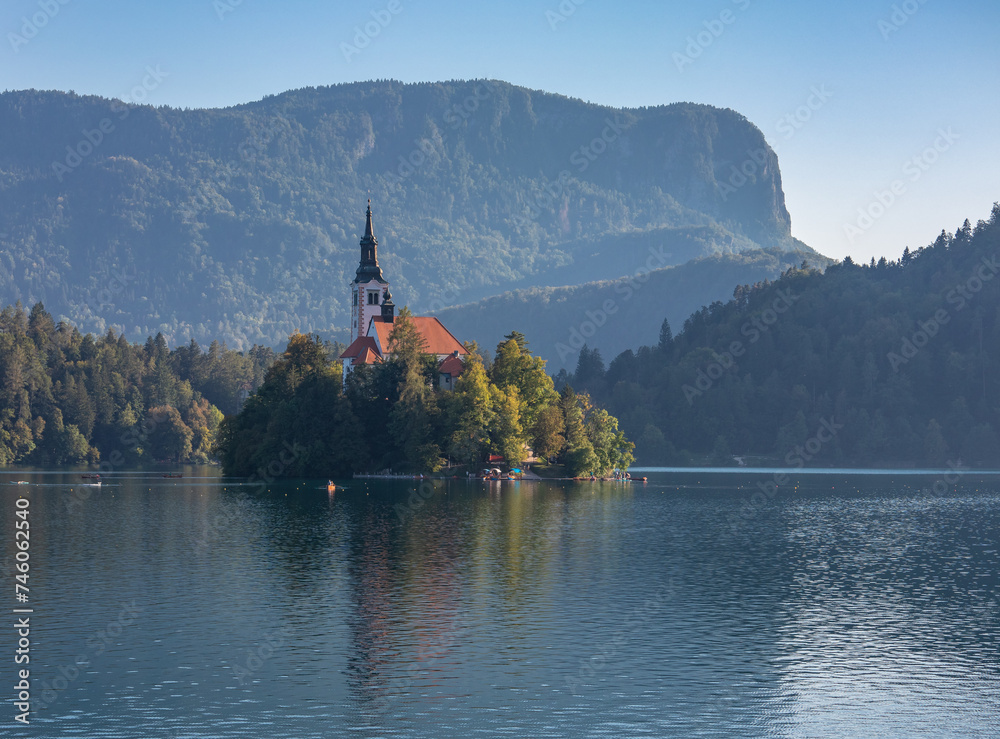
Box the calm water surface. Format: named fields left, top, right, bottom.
left=2, top=467, right=999, bottom=738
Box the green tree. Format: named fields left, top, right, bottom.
left=146, top=406, right=194, bottom=462
left=658, top=318, right=673, bottom=352
left=490, top=385, right=526, bottom=467
left=490, top=336, right=558, bottom=431
left=561, top=387, right=598, bottom=476
left=532, top=405, right=565, bottom=461
left=586, top=407, right=635, bottom=474
left=447, top=351, right=494, bottom=468
left=389, top=359, right=442, bottom=473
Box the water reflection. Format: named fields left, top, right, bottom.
left=1, top=469, right=997, bottom=737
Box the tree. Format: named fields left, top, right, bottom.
left=387, top=307, right=429, bottom=371
left=389, top=357, right=442, bottom=473
left=447, top=351, right=494, bottom=468
left=146, top=406, right=193, bottom=462
left=490, top=385, right=526, bottom=468
left=262, top=332, right=334, bottom=396
left=573, top=344, right=605, bottom=391
left=27, top=302, right=55, bottom=349
left=561, top=387, right=598, bottom=476
left=532, top=405, right=565, bottom=461
left=586, top=407, right=635, bottom=474
left=636, top=424, right=672, bottom=465
left=385, top=309, right=441, bottom=471
left=490, top=336, right=558, bottom=430
left=658, top=318, right=673, bottom=352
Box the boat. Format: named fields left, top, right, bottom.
left=162, top=473, right=183, bottom=479
left=15, top=481, right=29, bottom=485
left=81, top=474, right=101, bottom=479
left=327, top=481, right=336, bottom=493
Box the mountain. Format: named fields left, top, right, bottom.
left=0, top=80, right=819, bottom=349
left=564, top=207, right=1000, bottom=468
left=437, top=246, right=825, bottom=372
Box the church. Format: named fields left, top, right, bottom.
left=339, top=202, right=468, bottom=388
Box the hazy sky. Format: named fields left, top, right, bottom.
left=4, top=0, right=998, bottom=262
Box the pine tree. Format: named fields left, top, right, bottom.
left=658, top=318, right=673, bottom=352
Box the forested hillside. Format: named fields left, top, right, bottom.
left=0, top=80, right=817, bottom=350
left=0, top=302, right=276, bottom=466
left=439, top=246, right=823, bottom=371
left=565, top=206, right=1000, bottom=467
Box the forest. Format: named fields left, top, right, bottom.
left=215, top=310, right=634, bottom=478
left=0, top=299, right=631, bottom=476
left=564, top=205, right=1000, bottom=467
left=0, top=302, right=275, bottom=466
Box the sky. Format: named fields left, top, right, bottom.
left=3, top=0, right=999, bottom=263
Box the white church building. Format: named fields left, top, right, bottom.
left=340, top=202, right=467, bottom=389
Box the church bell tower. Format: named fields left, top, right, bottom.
left=351, top=200, right=389, bottom=342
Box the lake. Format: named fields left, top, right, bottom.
left=3, top=467, right=999, bottom=738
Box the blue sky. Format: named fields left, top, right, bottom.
left=4, top=0, right=998, bottom=262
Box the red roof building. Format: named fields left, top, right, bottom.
left=368, top=316, right=466, bottom=358
left=339, top=202, right=467, bottom=387
left=340, top=336, right=383, bottom=367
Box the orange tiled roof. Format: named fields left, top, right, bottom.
left=369, top=316, right=467, bottom=356
left=355, top=347, right=382, bottom=365
left=438, top=355, right=465, bottom=377
left=340, top=336, right=383, bottom=365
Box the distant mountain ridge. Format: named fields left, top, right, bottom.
left=0, top=80, right=819, bottom=349
left=438, top=247, right=825, bottom=372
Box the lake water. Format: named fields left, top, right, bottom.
left=3, top=467, right=999, bottom=738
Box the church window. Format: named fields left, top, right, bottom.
left=353, top=292, right=358, bottom=306
left=368, top=291, right=379, bottom=305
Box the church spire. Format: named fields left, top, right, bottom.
left=363, top=199, right=376, bottom=243
left=354, top=199, right=386, bottom=285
